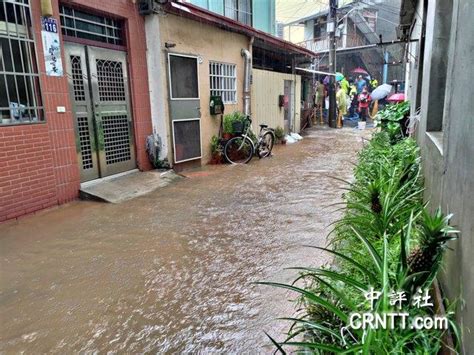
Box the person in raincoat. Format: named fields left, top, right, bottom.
left=357, top=86, right=371, bottom=122
left=314, top=80, right=325, bottom=124
left=348, top=80, right=358, bottom=117
left=370, top=78, right=379, bottom=92
left=340, top=76, right=350, bottom=95
left=336, top=82, right=347, bottom=128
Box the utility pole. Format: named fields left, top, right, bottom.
left=327, top=0, right=338, bottom=128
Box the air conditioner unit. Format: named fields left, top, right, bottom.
left=138, top=0, right=154, bottom=15
left=138, top=0, right=168, bottom=15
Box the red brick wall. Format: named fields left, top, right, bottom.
left=0, top=1, right=152, bottom=222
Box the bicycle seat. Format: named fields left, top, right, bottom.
left=259, top=124, right=268, bottom=129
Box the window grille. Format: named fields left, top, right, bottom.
left=224, top=0, right=252, bottom=26
left=59, top=5, right=124, bottom=46
left=313, top=16, right=327, bottom=40
left=0, top=0, right=44, bottom=125
left=209, top=62, right=237, bottom=104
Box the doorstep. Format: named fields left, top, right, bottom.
left=79, top=169, right=183, bottom=203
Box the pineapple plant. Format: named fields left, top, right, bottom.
left=407, top=208, right=458, bottom=274
left=367, top=181, right=383, bottom=214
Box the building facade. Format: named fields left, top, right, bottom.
left=1, top=0, right=315, bottom=221
left=0, top=0, right=153, bottom=221
left=284, top=0, right=404, bottom=83
left=144, top=1, right=313, bottom=169
left=251, top=69, right=302, bottom=134
left=400, top=0, right=474, bottom=352
left=188, top=0, right=276, bottom=35
left=145, top=9, right=249, bottom=168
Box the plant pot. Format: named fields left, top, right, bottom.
left=209, top=152, right=223, bottom=165
left=223, top=133, right=233, bottom=140
left=281, top=139, right=287, bottom=145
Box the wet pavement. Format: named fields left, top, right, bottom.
left=0, top=127, right=368, bottom=353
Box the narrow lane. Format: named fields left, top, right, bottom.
left=0, top=127, right=366, bottom=353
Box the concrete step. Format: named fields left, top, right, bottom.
left=79, top=169, right=183, bottom=203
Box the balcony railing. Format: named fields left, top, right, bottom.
left=296, top=34, right=367, bottom=52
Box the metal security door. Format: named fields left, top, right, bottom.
left=167, top=53, right=202, bottom=163
left=88, top=46, right=135, bottom=177
left=66, top=44, right=136, bottom=182
left=65, top=44, right=99, bottom=182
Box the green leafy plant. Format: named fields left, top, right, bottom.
left=259, top=131, right=460, bottom=354
left=376, top=101, right=410, bottom=144
left=223, top=111, right=245, bottom=134
left=259, top=217, right=459, bottom=353
left=408, top=209, right=459, bottom=277
left=209, top=135, right=224, bottom=164
left=274, top=126, right=285, bottom=141
left=210, top=135, right=220, bottom=154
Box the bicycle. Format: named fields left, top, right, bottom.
left=223, top=116, right=275, bottom=164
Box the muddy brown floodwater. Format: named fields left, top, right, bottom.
left=0, top=127, right=368, bottom=353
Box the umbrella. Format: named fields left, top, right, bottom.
left=387, top=93, right=405, bottom=102
left=371, top=84, right=392, bottom=101
left=324, top=73, right=344, bottom=84
left=352, top=67, right=369, bottom=75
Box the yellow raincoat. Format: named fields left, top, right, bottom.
left=336, top=88, right=348, bottom=115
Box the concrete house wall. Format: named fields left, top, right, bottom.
left=145, top=14, right=249, bottom=166
left=405, top=0, right=474, bottom=352
left=251, top=69, right=302, bottom=134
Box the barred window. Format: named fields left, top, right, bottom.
left=0, top=0, right=44, bottom=125
left=209, top=62, right=237, bottom=104
left=59, top=5, right=124, bottom=46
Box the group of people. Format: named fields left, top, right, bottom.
left=314, top=74, right=377, bottom=129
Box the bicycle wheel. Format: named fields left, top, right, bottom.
left=257, top=131, right=274, bottom=158
left=224, top=136, right=254, bottom=164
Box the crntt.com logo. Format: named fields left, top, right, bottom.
left=348, top=312, right=449, bottom=330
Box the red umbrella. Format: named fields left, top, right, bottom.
left=352, top=67, right=369, bottom=75
left=387, top=93, right=406, bottom=102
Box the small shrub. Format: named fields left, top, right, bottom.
left=274, top=126, right=285, bottom=140
left=223, top=111, right=246, bottom=134
left=376, top=101, right=410, bottom=144
left=210, top=135, right=220, bottom=154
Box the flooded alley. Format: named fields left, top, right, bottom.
left=0, top=127, right=367, bottom=353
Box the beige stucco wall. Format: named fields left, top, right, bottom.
left=251, top=69, right=302, bottom=133
left=154, top=14, right=249, bottom=165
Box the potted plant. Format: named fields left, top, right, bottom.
left=274, top=126, right=285, bottom=144
left=209, top=135, right=223, bottom=164
left=223, top=111, right=245, bottom=140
